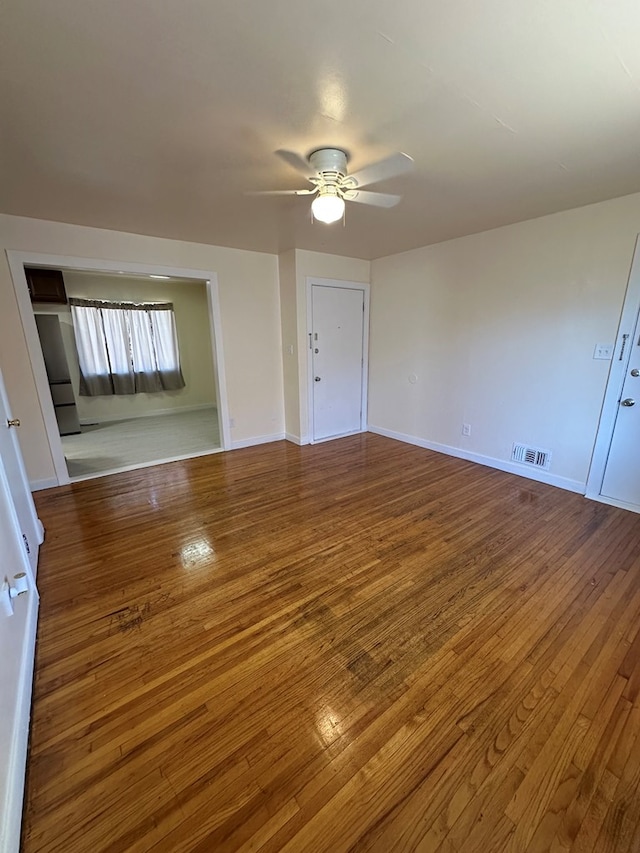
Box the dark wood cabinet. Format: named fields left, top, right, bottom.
left=25, top=268, right=68, bottom=304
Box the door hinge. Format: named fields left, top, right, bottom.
left=619, top=333, right=630, bottom=361
left=23, top=534, right=30, bottom=555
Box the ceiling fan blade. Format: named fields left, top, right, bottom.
left=345, top=190, right=402, bottom=208
left=347, top=152, right=413, bottom=189
left=275, top=149, right=315, bottom=178
left=245, top=188, right=318, bottom=196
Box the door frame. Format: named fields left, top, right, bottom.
left=306, top=277, right=370, bottom=445
left=0, top=368, right=44, bottom=574
left=7, top=251, right=231, bottom=487
left=586, top=235, right=640, bottom=511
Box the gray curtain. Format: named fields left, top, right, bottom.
left=69, top=298, right=186, bottom=396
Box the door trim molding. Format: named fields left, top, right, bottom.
left=6, top=251, right=231, bottom=487
left=586, top=235, right=640, bottom=507
left=305, top=277, right=370, bottom=445
left=0, top=368, right=44, bottom=571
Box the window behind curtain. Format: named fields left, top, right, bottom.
left=69, top=298, right=186, bottom=396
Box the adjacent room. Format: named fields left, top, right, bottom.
left=28, top=267, right=222, bottom=480
left=2, top=1, right=640, bottom=851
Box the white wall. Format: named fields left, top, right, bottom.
left=369, top=192, right=640, bottom=489
left=0, top=214, right=284, bottom=485
left=278, top=250, right=300, bottom=441
left=5, top=189, right=640, bottom=492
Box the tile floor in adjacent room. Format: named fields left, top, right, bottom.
left=60, top=406, right=221, bottom=479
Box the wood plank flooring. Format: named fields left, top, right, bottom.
left=22, top=433, right=640, bottom=852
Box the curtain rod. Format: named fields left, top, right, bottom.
left=68, top=298, right=174, bottom=311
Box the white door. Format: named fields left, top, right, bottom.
left=0, top=371, right=43, bottom=574
left=310, top=283, right=366, bottom=442
left=600, top=311, right=640, bottom=504
left=0, top=428, right=39, bottom=853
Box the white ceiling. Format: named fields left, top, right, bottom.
left=2, top=0, right=640, bottom=260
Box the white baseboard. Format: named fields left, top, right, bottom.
left=231, top=433, right=286, bottom=450
left=586, top=493, right=640, bottom=514
left=79, top=403, right=217, bottom=425
left=310, top=428, right=365, bottom=445
left=30, top=477, right=58, bottom=492
left=1, top=589, right=39, bottom=853
left=285, top=433, right=309, bottom=446
left=368, top=425, right=585, bottom=495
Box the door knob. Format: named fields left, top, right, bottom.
left=6, top=418, right=20, bottom=427
left=314, top=376, right=321, bottom=382
left=621, top=398, right=635, bottom=407
left=631, top=369, right=640, bottom=377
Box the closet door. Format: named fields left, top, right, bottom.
left=0, top=367, right=41, bottom=852
left=0, top=453, right=39, bottom=853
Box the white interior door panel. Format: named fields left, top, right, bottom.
left=311, top=284, right=365, bottom=441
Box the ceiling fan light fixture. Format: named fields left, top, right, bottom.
left=311, top=191, right=345, bottom=224
left=250, top=147, right=413, bottom=221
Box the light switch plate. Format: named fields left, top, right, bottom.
left=593, top=343, right=613, bottom=360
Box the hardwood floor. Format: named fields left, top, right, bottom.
left=23, top=433, right=640, bottom=852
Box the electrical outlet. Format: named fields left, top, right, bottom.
left=462, top=423, right=471, bottom=436
left=593, top=343, right=613, bottom=360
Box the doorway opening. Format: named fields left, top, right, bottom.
left=8, top=253, right=230, bottom=487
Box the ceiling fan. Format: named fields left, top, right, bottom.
left=249, top=148, right=414, bottom=223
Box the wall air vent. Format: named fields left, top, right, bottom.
left=511, top=443, right=551, bottom=470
